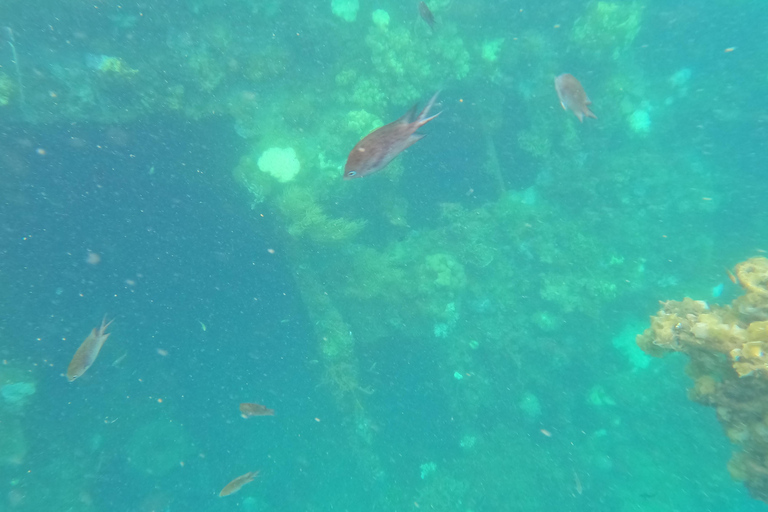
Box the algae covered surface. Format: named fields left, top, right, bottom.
left=0, top=0, right=767, bottom=511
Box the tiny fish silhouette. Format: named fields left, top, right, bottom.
left=239, top=402, right=275, bottom=418
left=554, top=73, right=596, bottom=122
left=344, top=91, right=441, bottom=180
left=418, top=2, right=436, bottom=31
left=67, top=316, right=113, bottom=382
left=219, top=471, right=259, bottom=497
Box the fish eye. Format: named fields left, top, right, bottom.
left=348, top=171, right=356, bottom=177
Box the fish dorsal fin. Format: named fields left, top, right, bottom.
left=398, top=104, right=419, bottom=124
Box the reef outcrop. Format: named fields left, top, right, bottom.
left=637, top=257, right=768, bottom=502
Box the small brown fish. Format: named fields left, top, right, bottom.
left=67, top=316, right=113, bottom=382
left=239, top=402, right=275, bottom=418
left=344, top=91, right=441, bottom=180
left=418, top=2, right=436, bottom=31
left=554, top=73, right=597, bottom=122
left=219, top=471, right=259, bottom=497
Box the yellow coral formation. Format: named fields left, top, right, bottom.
left=571, top=1, right=644, bottom=57
left=637, top=257, right=768, bottom=503
left=97, top=56, right=138, bottom=76
left=421, top=253, right=466, bottom=289
left=277, top=186, right=366, bottom=243
left=736, top=258, right=768, bottom=298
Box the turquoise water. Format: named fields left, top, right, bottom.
left=0, top=0, right=767, bottom=510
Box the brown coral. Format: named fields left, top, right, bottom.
left=637, top=257, right=768, bottom=503
left=736, top=258, right=768, bottom=298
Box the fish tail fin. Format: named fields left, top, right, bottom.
left=101, top=315, right=114, bottom=331
left=407, top=133, right=426, bottom=146
left=418, top=111, right=441, bottom=127
left=99, top=315, right=114, bottom=338
left=417, top=90, right=441, bottom=124
left=585, top=108, right=597, bottom=120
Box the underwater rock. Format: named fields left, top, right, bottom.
left=331, top=0, right=359, bottom=22
left=277, top=186, right=367, bottom=243
left=587, top=385, right=616, bottom=406
left=421, top=254, right=466, bottom=289
left=371, top=9, right=390, bottom=29
left=86, top=54, right=138, bottom=76
left=628, top=109, right=651, bottom=133
left=0, top=365, right=36, bottom=412
left=669, top=68, right=692, bottom=97
left=346, top=109, right=383, bottom=134
left=1, top=381, right=36, bottom=408
left=481, top=38, right=505, bottom=63
left=0, top=415, right=26, bottom=465
left=518, top=391, right=542, bottom=421
left=532, top=310, right=562, bottom=332
left=460, top=435, right=477, bottom=449
left=611, top=322, right=651, bottom=369
left=571, top=1, right=644, bottom=58
left=420, top=461, right=436, bottom=479
left=257, top=147, right=301, bottom=183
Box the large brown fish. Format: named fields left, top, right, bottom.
left=67, top=316, right=113, bottom=382
left=418, top=2, right=436, bottom=31
left=554, top=73, right=597, bottom=122
left=239, top=402, right=275, bottom=418
left=344, top=91, right=441, bottom=180
left=219, top=471, right=259, bottom=497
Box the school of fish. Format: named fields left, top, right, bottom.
left=60, top=0, right=604, bottom=501
left=66, top=317, right=274, bottom=498
left=344, top=26, right=598, bottom=179
left=343, top=70, right=596, bottom=179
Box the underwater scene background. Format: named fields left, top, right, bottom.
left=1, top=0, right=767, bottom=510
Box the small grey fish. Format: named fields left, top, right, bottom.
left=67, top=316, right=113, bottom=382
left=239, top=402, right=275, bottom=418
left=344, top=91, right=441, bottom=180
left=219, top=471, right=259, bottom=497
